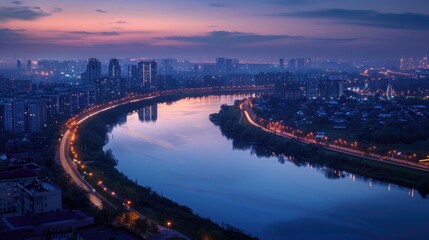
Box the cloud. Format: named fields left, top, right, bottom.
left=274, top=9, right=429, bottom=30
left=12, top=1, right=21, bottom=5
left=269, top=0, right=310, bottom=5
left=96, top=9, right=108, bottom=13
left=162, top=31, right=299, bottom=46
left=64, top=31, right=120, bottom=36
left=161, top=30, right=359, bottom=46
left=115, top=20, right=128, bottom=24
left=51, top=7, right=63, bottom=13
left=208, top=3, right=230, bottom=8
left=0, top=6, right=50, bottom=21
left=0, top=28, right=25, bottom=42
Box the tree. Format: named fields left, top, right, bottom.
left=134, top=218, right=149, bottom=234
left=126, top=211, right=140, bottom=225
left=149, top=220, right=159, bottom=233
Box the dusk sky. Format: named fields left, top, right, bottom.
left=1, top=0, right=428, bottom=62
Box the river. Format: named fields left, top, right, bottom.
left=104, top=94, right=429, bottom=240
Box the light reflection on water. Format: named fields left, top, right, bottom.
left=105, top=94, right=429, bottom=240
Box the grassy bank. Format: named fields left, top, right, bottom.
left=75, top=94, right=258, bottom=240
left=214, top=101, right=429, bottom=197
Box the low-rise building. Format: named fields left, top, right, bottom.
left=0, top=167, right=37, bottom=216
left=2, top=210, right=94, bottom=240
left=74, top=223, right=143, bottom=240
left=0, top=226, right=44, bottom=240
left=17, top=179, right=62, bottom=215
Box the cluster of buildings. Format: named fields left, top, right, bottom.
left=2, top=55, right=429, bottom=136
left=0, top=82, right=94, bottom=135
left=0, top=167, right=61, bottom=217
left=272, top=72, right=344, bottom=100
left=81, top=58, right=159, bottom=93
left=400, top=54, right=428, bottom=70
left=16, top=60, right=33, bottom=71
left=0, top=166, right=143, bottom=240
left=0, top=58, right=158, bottom=135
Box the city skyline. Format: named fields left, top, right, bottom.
left=1, top=1, right=429, bottom=239
left=0, top=0, right=428, bottom=61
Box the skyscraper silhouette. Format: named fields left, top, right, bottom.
left=27, top=60, right=32, bottom=70
left=108, top=58, right=121, bottom=78
left=279, top=58, right=285, bottom=69
left=82, top=58, right=101, bottom=85
left=137, top=60, right=157, bottom=90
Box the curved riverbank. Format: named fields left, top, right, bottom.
left=74, top=93, right=259, bottom=240
left=214, top=102, right=429, bottom=196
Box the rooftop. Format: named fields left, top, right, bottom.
left=5, top=210, right=91, bottom=228
left=75, top=223, right=142, bottom=240
left=0, top=167, right=37, bottom=181
left=22, top=179, right=60, bottom=194
left=0, top=227, right=43, bottom=240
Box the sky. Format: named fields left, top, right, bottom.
left=0, top=0, right=428, bottom=62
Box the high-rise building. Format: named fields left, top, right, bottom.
left=108, top=58, right=121, bottom=78
left=12, top=99, right=26, bottom=134
left=400, top=57, right=415, bottom=70
left=137, top=60, right=157, bottom=90
left=43, top=95, right=60, bottom=124
left=128, top=64, right=137, bottom=79
left=13, top=80, right=32, bottom=92
left=0, top=99, right=13, bottom=132
left=318, top=79, right=343, bottom=99
left=400, top=57, right=405, bottom=70
left=27, top=60, right=32, bottom=70
left=279, top=58, right=285, bottom=70
left=82, top=58, right=101, bottom=85
left=0, top=98, right=47, bottom=134
left=0, top=77, right=13, bottom=93
left=288, top=58, right=311, bottom=71
left=215, top=57, right=238, bottom=74
left=27, top=98, right=47, bottom=133
left=16, top=59, right=22, bottom=69
left=118, top=77, right=126, bottom=97
left=157, top=75, right=177, bottom=90
left=70, top=88, right=90, bottom=113
left=95, top=77, right=122, bottom=103
left=305, top=79, right=318, bottom=99
left=0, top=104, right=3, bottom=132
left=161, top=59, right=177, bottom=74
left=55, top=89, right=72, bottom=117
left=386, top=84, right=394, bottom=99
left=408, top=58, right=414, bottom=69
left=127, top=64, right=138, bottom=89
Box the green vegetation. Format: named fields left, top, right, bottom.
left=254, top=94, right=429, bottom=159
left=75, top=94, right=258, bottom=240
left=215, top=101, right=429, bottom=197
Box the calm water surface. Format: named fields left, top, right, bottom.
left=105, top=95, right=429, bottom=240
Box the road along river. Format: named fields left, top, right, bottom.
left=105, top=94, right=429, bottom=240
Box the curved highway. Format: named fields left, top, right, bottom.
left=55, top=86, right=271, bottom=238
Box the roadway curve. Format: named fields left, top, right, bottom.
left=240, top=99, right=429, bottom=173
left=58, top=129, right=111, bottom=208
left=56, top=87, right=271, bottom=208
